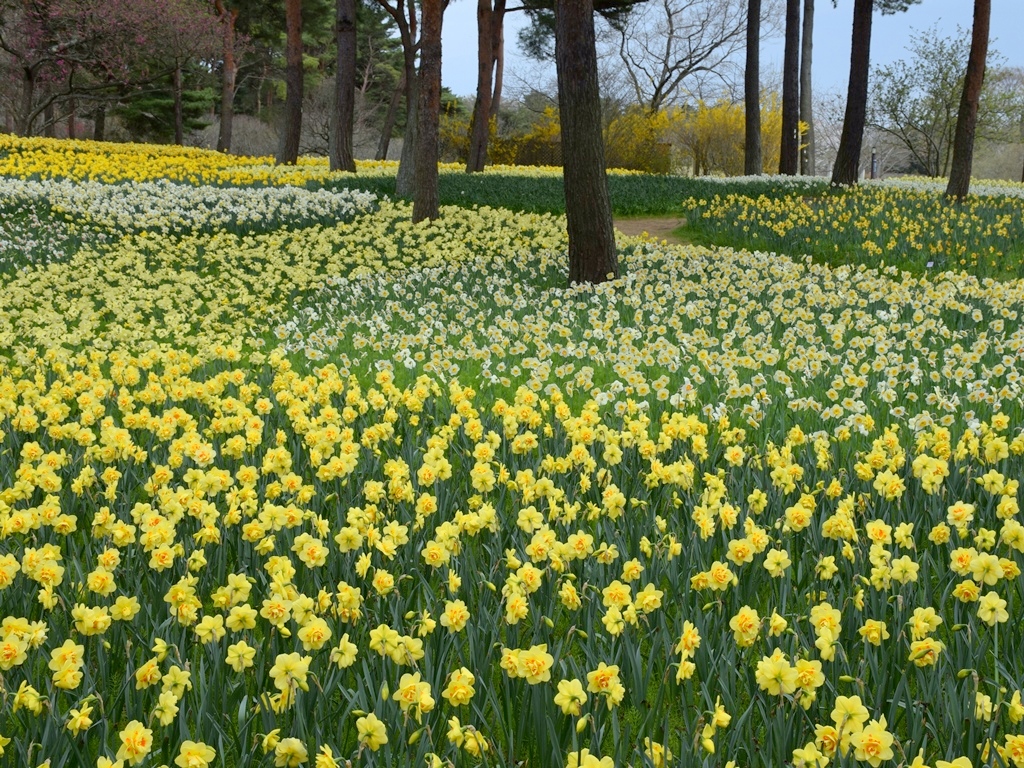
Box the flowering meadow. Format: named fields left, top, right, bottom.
left=681, top=178, right=1024, bottom=278
left=1, top=136, right=1024, bottom=768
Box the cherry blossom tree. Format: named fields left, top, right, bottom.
left=0, top=0, right=220, bottom=137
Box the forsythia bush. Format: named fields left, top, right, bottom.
left=671, top=94, right=785, bottom=176
left=604, top=107, right=673, bottom=175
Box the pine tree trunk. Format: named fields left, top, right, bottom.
left=93, top=104, right=106, bottom=141
left=945, top=0, right=990, bottom=200
left=467, top=0, right=495, bottom=172
left=780, top=0, right=800, bottom=174
left=331, top=0, right=358, bottom=172
left=467, top=0, right=505, bottom=172
left=413, top=0, right=442, bottom=222
left=744, top=0, right=762, bottom=175
left=831, top=0, right=872, bottom=186
left=376, top=73, right=404, bottom=160
left=216, top=3, right=238, bottom=153
left=395, top=66, right=418, bottom=197
left=17, top=67, right=35, bottom=136
left=490, top=17, right=504, bottom=119
left=800, top=0, right=815, bottom=175
left=173, top=63, right=184, bottom=145
left=278, top=0, right=304, bottom=165
left=556, top=0, right=618, bottom=285
left=43, top=96, right=55, bottom=137
left=394, top=1, right=419, bottom=199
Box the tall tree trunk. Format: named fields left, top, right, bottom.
left=467, top=0, right=505, bottom=172
left=43, top=95, right=55, bottom=138
left=780, top=0, right=800, bottom=174
left=376, top=72, right=404, bottom=160
left=395, top=67, right=418, bottom=196
left=93, top=104, right=106, bottom=141
left=331, top=0, right=358, bottom=172
left=278, top=0, right=304, bottom=164
left=744, top=0, right=762, bottom=175
left=66, top=67, right=77, bottom=139
left=17, top=67, right=35, bottom=136
left=172, top=63, right=184, bottom=145
left=945, top=0, right=990, bottom=200
left=556, top=0, right=618, bottom=285
left=831, top=0, right=873, bottom=186
left=799, top=0, right=815, bottom=175
left=490, top=17, right=504, bottom=119
left=467, top=0, right=494, bottom=172
left=394, top=2, right=419, bottom=198
left=215, top=2, right=239, bottom=153
left=413, top=0, right=443, bottom=222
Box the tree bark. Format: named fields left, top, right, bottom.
left=93, top=104, right=106, bottom=141
left=744, top=0, right=762, bottom=175
left=467, top=0, right=493, bottom=173
left=17, top=67, right=35, bottom=136
left=799, top=0, right=815, bottom=175
left=395, top=71, right=418, bottom=197
left=413, top=0, right=443, bottom=222
left=780, top=0, right=800, bottom=174
left=831, top=0, right=873, bottom=185
left=278, top=0, right=304, bottom=164
left=394, top=1, right=419, bottom=198
left=172, top=63, right=184, bottom=145
left=376, top=72, right=404, bottom=160
left=215, top=2, right=239, bottom=153
left=556, top=0, right=618, bottom=285
left=467, top=0, right=505, bottom=172
left=331, top=0, right=358, bottom=172
left=945, top=0, right=990, bottom=200
left=43, top=96, right=55, bottom=138
left=490, top=16, right=504, bottom=119
left=66, top=68, right=77, bottom=139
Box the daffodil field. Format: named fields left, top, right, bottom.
left=681, top=178, right=1024, bottom=278
left=2, top=135, right=1024, bottom=768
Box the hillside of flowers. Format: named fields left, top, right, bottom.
left=1, top=136, right=1024, bottom=768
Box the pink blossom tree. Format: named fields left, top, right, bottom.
left=0, top=0, right=220, bottom=137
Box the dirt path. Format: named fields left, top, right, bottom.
left=613, top=216, right=689, bottom=244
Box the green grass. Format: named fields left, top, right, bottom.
left=318, top=172, right=824, bottom=217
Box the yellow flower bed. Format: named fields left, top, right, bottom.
left=1, top=138, right=1024, bottom=768
left=0, top=134, right=386, bottom=186
left=0, top=135, right=642, bottom=187
left=2, top=346, right=1024, bottom=767
left=0, top=201, right=567, bottom=361
left=684, top=184, right=1023, bottom=275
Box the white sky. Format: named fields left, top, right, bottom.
left=439, top=0, right=1024, bottom=100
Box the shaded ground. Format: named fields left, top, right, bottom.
left=613, top=216, right=689, bottom=244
